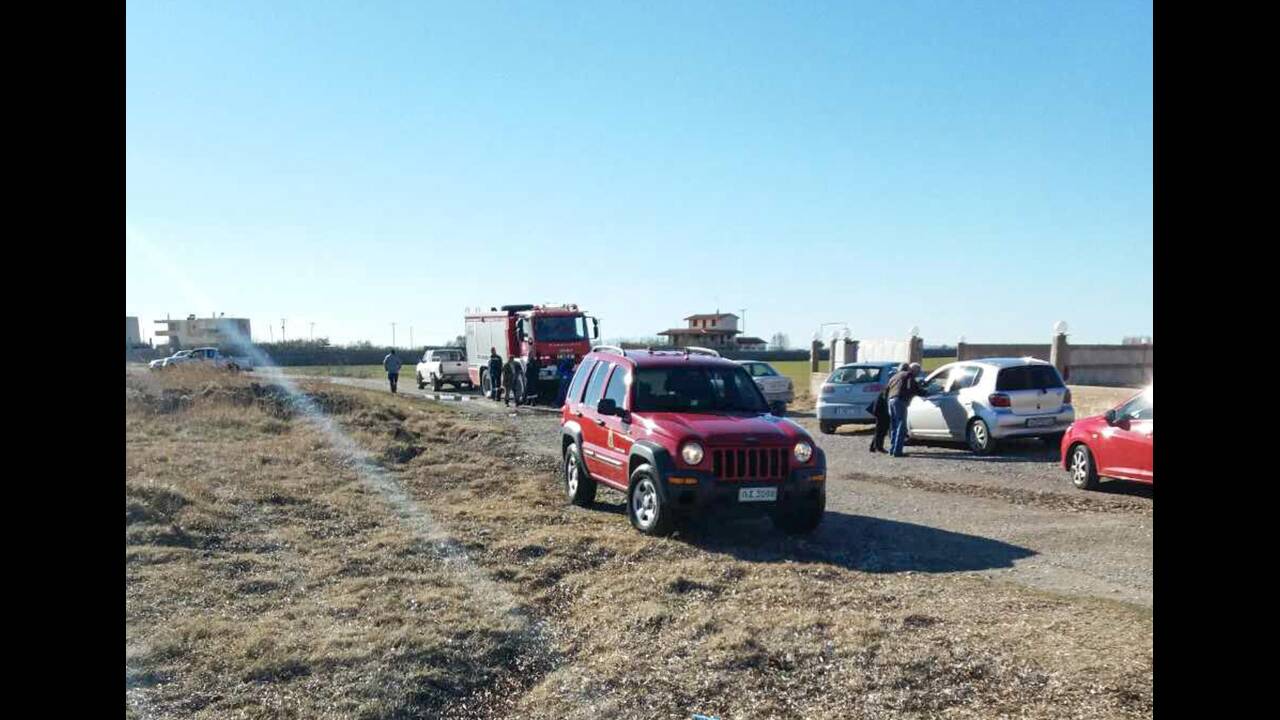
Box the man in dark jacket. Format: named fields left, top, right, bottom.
left=501, top=357, right=518, bottom=407
left=886, top=362, right=929, bottom=457
left=867, top=384, right=891, bottom=453
left=523, top=356, right=540, bottom=406
left=554, top=355, right=575, bottom=406
left=486, top=348, right=503, bottom=401
left=383, top=349, right=403, bottom=394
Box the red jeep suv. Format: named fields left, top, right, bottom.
left=559, top=347, right=827, bottom=536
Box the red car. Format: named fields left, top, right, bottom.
left=1060, top=385, right=1153, bottom=490
left=560, top=346, right=827, bottom=536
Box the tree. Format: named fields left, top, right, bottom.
left=770, top=332, right=790, bottom=350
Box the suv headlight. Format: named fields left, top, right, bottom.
left=681, top=442, right=704, bottom=465
left=794, top=441, right=813, bottom=463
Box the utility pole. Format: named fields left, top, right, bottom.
left=281, top=319, right=286, bottom=343
left=410, top=326, right=414, bottom=350
left=310, top=322, right=315, bottom=341
left=738, top=308, right=746, bottom=334
left=391, top=322, right=396, bottom=349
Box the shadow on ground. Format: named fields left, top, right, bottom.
left=588, top=502, right=1037, bottom=573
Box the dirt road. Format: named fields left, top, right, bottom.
left=281, top=372, right=1153, bottom=609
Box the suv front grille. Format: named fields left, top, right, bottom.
left=711, top=447, right=789, bottom=481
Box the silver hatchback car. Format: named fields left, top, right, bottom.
left=907, top=358, right=1074, bottom=454
left=816, top=362, right=902, bottom=434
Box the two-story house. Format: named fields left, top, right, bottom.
left=657, top=313, right=742, bottom=349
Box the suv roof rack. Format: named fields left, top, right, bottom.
left=593, top=345, right=625, bottom=356
left=684, top=346, right=721, bottom=358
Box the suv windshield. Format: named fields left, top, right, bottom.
left=995, top=365, right=1065, bottom=391
left=533, top=316, right=587, bottom=342
left=632, top=366, right=768, bottom=413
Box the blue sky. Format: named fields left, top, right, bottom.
left=126, top=0, right=1152, bottom=348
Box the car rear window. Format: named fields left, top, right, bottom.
left=829, top=366, right=885, bottom=384
left=995, top=365, right=1065, bottom=391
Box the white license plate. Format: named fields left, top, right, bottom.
left=1026, top=417, right=1055, bottom=428
left=739, top=487, right=778, bottom=503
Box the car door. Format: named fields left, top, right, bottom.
left=595, top=365, right=633, bottom=486
left=1098, top=393, right=1153, bottom=482
left=577, top=362, right=618, bottom=485
left=908, top=367, right=952, bottom=438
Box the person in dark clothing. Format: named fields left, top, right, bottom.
left=486, top=348, right=503, bottom=401
left=554, top=356, right=575, bottom=406
left=886, top=362, right=929, bottom=457
left=501, top=357, right=518, bottom=407
left=867, top=384, right=891, bottom=453
left=382, top=349, right=403, bottom=394
left=523, top=356, right=540, bottom=406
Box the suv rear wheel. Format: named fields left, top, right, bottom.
left=417, top=373, right=426, bottom=389
left=773, top=493, right=825, bottom=535
left=432, top=375, right=442, bottom=392
left=564, top=444, right=597, bottom=506
left=627, top=465, right=674, bottom=536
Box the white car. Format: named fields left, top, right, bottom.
left=416, top=349, right=471, bottom=391
left=908, top=358, right=1074, bottom=454
left=149, top=347, right=253, bottom=371
left=735, top=360, right=794, bottom=416
left=816, top=361, right=901, bottom=434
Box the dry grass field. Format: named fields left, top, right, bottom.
left=126, top=368, right=1151, bottom=719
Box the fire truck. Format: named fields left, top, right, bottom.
left=464, top=304, right=599, bottom=403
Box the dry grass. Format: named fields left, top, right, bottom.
left=126, top=370, right=1151, bottom=719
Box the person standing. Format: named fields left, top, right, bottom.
left=554, top=355, right=575, bottom=406
left=867, top=382, right=891, bottom=453
left=486, top=348, right=503, bottom=401
left=886, top=361, right=928, bottom=457
left=383, top=349, right=403, bottom=394
left=501, top=356, right=518, bottom=407
left=523, top=356, right=540, bottom=406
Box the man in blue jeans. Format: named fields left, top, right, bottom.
left=886, top=362, right=927, bottom=457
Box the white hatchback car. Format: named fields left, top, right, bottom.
left=816, top=362, right=901, bottom=434
left=908, top=358, right=1074, bottom=454
left=735, top=360, right=794, bottom=416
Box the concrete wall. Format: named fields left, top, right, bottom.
left=1064, top=344, right=1152, bottom=387
left=957, top=343, right=1051, bottom=362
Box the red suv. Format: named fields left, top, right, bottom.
left=559, top=347, right=827, bottom=536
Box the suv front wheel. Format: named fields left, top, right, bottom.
left=564, top=444, right=597, bottom=506
left=627, top=465, right=674, bottom=536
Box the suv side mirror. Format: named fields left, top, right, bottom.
left=597, top=398, right=628, bottom=420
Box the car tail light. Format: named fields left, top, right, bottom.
left=988, top=393, right=1011, bottom=408
left=1063, top=388, right=1072, bottom=404
left=865, top=384, right=882, bottom=393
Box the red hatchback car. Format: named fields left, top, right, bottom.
left=1060, top=385, right=1153, bottom=490
left=559, top=347, right=827, bottom=536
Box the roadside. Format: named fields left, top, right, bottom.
left=127, top=370, right=1151, bottom=718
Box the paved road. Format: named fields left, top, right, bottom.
left=279, top=373, right=1153, bottom=609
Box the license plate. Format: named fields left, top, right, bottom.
left=1026, top=417, right=1055, bottom=428
left=739, top=487, right=777, bottom=503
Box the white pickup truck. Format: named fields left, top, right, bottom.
left=416, top=349, right=471, bottom=391
left=149, top=347, right=255, bottom=371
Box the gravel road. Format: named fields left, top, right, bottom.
left=273, top=372, right=1153, bottom=609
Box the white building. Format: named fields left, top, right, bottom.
left=154, top=315, right=253, bottom=349
left=657, top=313, right=742, bottom=349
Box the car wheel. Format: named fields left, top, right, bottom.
left=627, top=465, right=674, bottom=536
left=432, top=375, right=442, bottom=391
left=480, top=370, right=492, bottom=397
left=1069, top=443, right=1099, bottom=490
left=564, top=444, right=597, bottom=506
left=819, top=421, right=837, bottom=435
left=772, top=493, right=825, bottom=535
left=966, top=418, right=996, bottom=455
left=417, top=373, right=426, bottom=389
